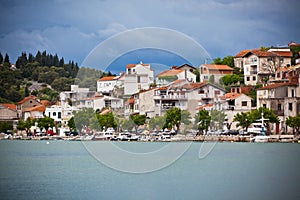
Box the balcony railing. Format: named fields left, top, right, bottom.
left=154, top=94, right=187, bottom=100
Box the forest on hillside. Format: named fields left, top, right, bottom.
left=0, top=51, right=113, bottom=104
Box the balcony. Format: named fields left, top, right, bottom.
left=154, top=94, right=187, bottom=100
left=273, top=110, right=284, bottom=116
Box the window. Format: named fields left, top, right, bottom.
left=198, top=90, right=204, bottom=94
left=105, top=100, right=111, bottom=108
left=137, top=76, right=141, bottom=83
left=263, top=104, right=266, bottom=108
left=280, top=57, right=284, bottom=63
left=58, top=112, right=61, bottom=119
left=204, top=75, right=208, bottom=80
left=53, top=112, right=56, bottom=116
left=278, top=104, right=282, bottom=111
left=242, top=101, right=247, bottom=107
left=252, top=76, right=256, bottom=81
left=289, top=103, right=293, bottom=111
left=291, top=89, right=295, bottom=97
left=246, top=77, right=250, bottom=81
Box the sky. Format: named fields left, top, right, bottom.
left=0, top=0, right=299, bottom=72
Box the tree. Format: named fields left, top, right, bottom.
left=73, top=108, right=95, bottom=133
left=233, top=112, right=253, bottom=131
left=4, top=53, right=10, bottom=64
left=213, top=56, right=234, bottom=68
left=0, top=52, right=3, bottom=63
left=286, top=113, right=300, bottom=134
left=68, top=117, right=76, bottom=131
left=130, top=114, right=146, bottom=133
left=149, top=115, right=166, bottom=131
left=194, top=110, right=211, bottom=135
left=121, top=118, right=135, bottom=132
left=164, top=107, right=191, bottom=132
left=251, top=107, right=279, bottom=134
left=37, top=117, right=55, bottom=130
left=210, top=109, right=226, bottom=131
left=0, top=121, right=13, bottom=133
left=97, top=112, right=117, bottom=131
left=209, top=75, right=215, bottom=84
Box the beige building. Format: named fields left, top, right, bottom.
left=199, top=64, right=233, bottom=84
left=234, top=48, right=292, bottom=86
left=219, top=93, right=253, bottom=130
left=156, top=68, right=196, bottom=86
left=257, top=75, right=300, bottom=134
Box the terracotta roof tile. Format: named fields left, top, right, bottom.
left=257, top=82, right=298, bottom=90
left=24, top=105, right=46, bottom=112
left=201, top=64, right=233, bottom=71
left=157, top=69, right=184, bottom=77
left=17, top=95, right=39, bottom=105
left=99, top=76, right=117, bottom=81
left=1, top=104, right=16, bottom=110
left=220, top=92, right=242, bottom=100
left=235, top=49, right=292, bottom=58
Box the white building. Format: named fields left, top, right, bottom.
left=97, top=76, right=120, bottom=94
left=156, top=68, right=196, bottom=86
left=123, top=61, right=154, bottom=95
left=79, top=94, right=123, bottom=111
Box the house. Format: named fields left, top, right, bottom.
left=45, top=105, right=63, bottom=123
left=132, top=88, right=157, bottom=118
left=78, top=94, right=123, bottom=111
left=152, top=80, right=226, bottom=118
left=16, top=95, right=42, bottom=119
left=219, top=92, right=253, bottom=130
left=0, top=104, right=18, bottom=125
left=60, top=85, right=95, bottom=108
left=234, top=48, right=292, bottom=86
left=199, top=64, right=233, bottom=84
left=257, top=74, right=300, bottom=134
left=156, top=68, right=196, bottom=86
left=171, top=63, right=197, bottom=73
left=23, top=105, right=46, bottom=120
left=123, top=61, right=154, bottom=95
left=97, top=76, right=120, bottom=95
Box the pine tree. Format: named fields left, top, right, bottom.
left=0, top=52, right=3, bottom=63
left=35, top=51, right=42, bottom=64
left=59, top=57, right=64, bottom=67
left=4, top=53, right=10, bottom=64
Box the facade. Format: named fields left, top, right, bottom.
left=234, top=48, right=292, bottom=86
left=16, top=95, right=42, bottom=119
left=97, top=76, right=119, bottom=94
left=219, top=92, right=253, bottom=130
left=123, top=62, right=154, bottom=95
left=0, top=104, right=18, bottom=122
left=23, top=105, right=46, bottom=120
left=156, top=69, right=196, bottom=86
left=60, top=85, right=95, bottom=108
left=257, top=75, right=300, bottom=134
left=45, top=105, right=63, bottom=123
left=152, top=80, right=226, bottom=118
left=199, top=64, right=233, bottom=84
left=78, top=94, right=123, bottom=111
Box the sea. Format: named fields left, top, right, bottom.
left=0, top=140, right=299, bottom=200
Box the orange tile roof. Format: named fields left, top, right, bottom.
left=126, top=97, right=134, bottom=105
left=198, top=103, right=213, bottom=110
left=272, top=51, right=293, bottom=57
left=202, top=64, right=233, bottom=71
left=41, top=100, right=51, bottom=106
left=257, top=82, right=298, bottom=90
left=24, top=105, right=46, bottom=112
left=1, top=104, right=16, bottom=110
left=157, top=69, right=184, bottom=77
left=99, top=76, right=117, bottom=81
left=17, top=95, right=39, bottom=105
left=235, top=49, right=292, bottom=58
left=126, top=63, right=149, bottom=69
left=220, top=92, right=242, bottom=100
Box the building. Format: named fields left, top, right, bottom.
left=156, top=68, right=196, bottom=86
left=257, top=74, right=300, bottom=134
left=60, top=85, right=95, bottom=108
left=97, top=76, right=120, bottom=95
left=45, top=105, right=63, bottom=123
left=219, top=92, right=253, bottom=130
left=0, top=104, right=18, bottom=128
left=123, top=61, right=154, bottom=95
left=16, top=95, right=42, bottom=119
left=78, top=94, right=123, bottom=111
left=234, top=48, right=292, bottom=86
left=23, top=105, right=46, bottom=120
left=199, top=64, right=233, bottom=84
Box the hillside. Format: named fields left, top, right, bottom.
left=0, top=51, right=113, bottom=104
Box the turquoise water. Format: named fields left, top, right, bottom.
left=0, top=141, right=300, bottom=200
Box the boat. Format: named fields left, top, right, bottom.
left=250, top=112, right=269, bottom=143
left=250, top=135, right=269, bottom=143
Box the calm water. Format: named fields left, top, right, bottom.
left=0, top=140, right=300, bottom=200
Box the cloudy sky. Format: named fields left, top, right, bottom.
left=0, top=0, right=299, bottom=70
